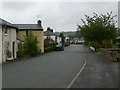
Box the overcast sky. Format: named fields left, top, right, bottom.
left=0, top=2, right=118, bottom=32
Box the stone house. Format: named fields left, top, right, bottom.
left=14, top=20, right=44, bottom=53
left=44, top=27, right=61, bottom=43
left=0, top=18, right=17, bottom=63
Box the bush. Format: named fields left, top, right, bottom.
left=44, top=38, right=51, bottom=48
left=44, top=38, right=57, bottom=52
left=17, top=41, right=25, bottom=58
left=89, top=41, right=99, bottom=49
left=84, top=40, right=89, bottom=45
left=24, top=31, right=39, bottom=56
left=64, top=43, right=70, bottom=47
left=117, top=44, right=120, bottom=48
left=6, top=50, right=12, bottom=58
left=44, top=47, right=53, bottom=53
left=102, top=40, right=113, bottom=48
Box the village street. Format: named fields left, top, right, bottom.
left=2, top=45, right=85, bottom=88
left=2, top=45, right=119, bottom=88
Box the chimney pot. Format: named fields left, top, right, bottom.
left=37, top=20, right=41, bottom=26
left=51, top=29, right=53, bottom=32
left=47, top=27, right=51, bottom=31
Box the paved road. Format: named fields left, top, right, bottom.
left=72, top=46, right=119, bottom=88
left=0, top=64, right=2, bottom=89
left=2, top=45, right=85, bottom=88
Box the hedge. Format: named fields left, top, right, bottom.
left=44, top=47, right=53, bottom=53
left=64, top=43, right=70, bottom=47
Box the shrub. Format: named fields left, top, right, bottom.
left=84, top=40, right=89, bottom=45
left=17, top=41, right=25, bottom=58
left=64, top=43, right=70, bottom=47
left=44, top=38, right=51, bottom=48
left=102, top=40, right=113, bottom=48
left=89, top=41, right=99, bottom=49
left=24, top=31, right=39, bottom=56
left=52, top=43, right=57, bottom=50
left=44, top=37, right=57, bottom=52
left=117, top=44, right=120, bottom=48
left=6, top=50, right=12, bottom=58
left=44, top=47, right=53, bottom=53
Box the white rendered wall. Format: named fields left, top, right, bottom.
left=0, top=25, right=2, bottom=63
left=9, top=28, right=17, bottom=59
left=3, top=27, right=17, bottom=62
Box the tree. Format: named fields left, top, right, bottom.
left=78, top=12, right=117, bottom=47
left=59, top=33, right=65, bottom=45
left=24, top=31, right=39, bottom=56
left=17, top=41, right=25, bottom=58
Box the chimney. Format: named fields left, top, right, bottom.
left=47, top=27, right=51, bottom=31
left=51, top=29, right=53, bottom=32
left=37, top=20, right=41, bottom=26
left=47, top=27, right=53, bottom=32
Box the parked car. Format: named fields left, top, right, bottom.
left=55, top=43, right=64, bottom=51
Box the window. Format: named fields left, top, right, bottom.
left=4, top=27, right=8, bottom=35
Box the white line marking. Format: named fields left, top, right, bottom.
left=67, top=53, right=87, bottom=88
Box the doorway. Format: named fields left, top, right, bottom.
left=12, top=41, right=15, bottom=59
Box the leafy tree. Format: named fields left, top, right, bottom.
left=44, top=37, right=51, bottom=48
left=59, top=33, right=65, bottom=45
left=24, top=31, right=39, bottom=56
left=44, top=37, right=54, bottom=48
left=78, top=12, right=117, bottom=47
left=17, top=41, right=25, bottom=58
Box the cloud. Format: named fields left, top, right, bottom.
left=0, top=2, right=118, bottom=32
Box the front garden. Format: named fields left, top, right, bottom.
left=17, top=31, right=41, bottom=59
left=44, top=37, right=70, bottom=53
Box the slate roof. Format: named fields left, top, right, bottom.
left=44, top=30, right=56, bottom=36
left=14, top=24, right=43, bottom=31
left=0, top=18, right=17, bottom=28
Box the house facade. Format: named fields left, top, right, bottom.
left=65, top=37, right=70, bottom=43
left=44, top=27, right=61, bottom=43
left=0, top=18, right=17, bottom=63
left=14, top=20, right=44, bottom=53
left=0, top=22, right=2, bottom=63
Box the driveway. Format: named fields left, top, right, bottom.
left=2, top=45, right=85, bottom=88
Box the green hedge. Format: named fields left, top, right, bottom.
left=89, top=41, right=99, bottom=49
left=64, top=43, right=70, bottom=47
left=44, top=47, right=53, bottom=53
left=102, top=40, right=113, bottom=48
left=17, top=41, right=25, bottom=58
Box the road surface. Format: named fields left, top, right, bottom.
left=3, top=45, right=85, bottom=88
left=2, top=44, right=119, bottom=88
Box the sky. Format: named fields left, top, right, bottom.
left=0, top=1, right=119, bottom=32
